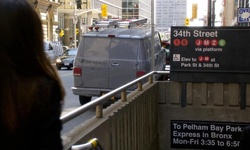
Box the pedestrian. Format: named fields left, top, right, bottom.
left=0, top=0, right=65, bottom=149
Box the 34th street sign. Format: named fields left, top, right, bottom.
left=238, top=8, right=250, bottom=23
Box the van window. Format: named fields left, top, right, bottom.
left=82, top=37, right=109, bottom=58
left=110, top=38, right=138, bottom=60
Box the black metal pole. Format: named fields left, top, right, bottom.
left=207, top=0, right=212, bottom=26
left=212, top=0, right=216, bottom=26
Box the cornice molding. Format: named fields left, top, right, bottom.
left=35, top=0, right=61, bottom=8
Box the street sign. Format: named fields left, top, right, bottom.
left=237, top=8, right=250, bottom=23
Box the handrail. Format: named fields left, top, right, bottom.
left=71, top=138, right=103, bottom=150
left=60, top=70, right=170, bottom=124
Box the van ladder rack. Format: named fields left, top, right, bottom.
left=93, top=20, right=118, bottom=28
left=118, top=18, right=148, bottom=28
left=92, top=18, right=148, bottom=29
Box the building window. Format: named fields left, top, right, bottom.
left=122, top=0, right=140, bottom=20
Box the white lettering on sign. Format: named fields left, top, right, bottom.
left=210, top=125, right=224, bottom=132
left=195, top=47, right=202, bottom=51
left=179, top=55, right=219, bottom=69
left=181, top=57, right=191, bottom=61
left=181, top=63, right=191, bottom=67
left=203, top=63, right=213, bottom=68
left=173, top=131, right=201, bottom=138
left=211, top=132, right=233, bottom=139
left=171, top=121, right=249, bottom=149
left=193, top=30, right=218, bottom=37
left=203, top=47, right=223, bottom=52
left=173, top=30, right=191, bottom=37
left=173, top=138, right=199, bottom=145
left=173, top=30, right=218, bottom=38
left=183, top=124, right=209, bottom=130
left=226, top=125, right=242, bottom=132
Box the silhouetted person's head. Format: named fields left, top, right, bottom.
left=0, top=0, right=49, bottom=76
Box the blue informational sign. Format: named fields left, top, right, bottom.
left=238, top=8, right=250, bottom=23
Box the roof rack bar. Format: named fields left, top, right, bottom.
left=93, top=20, right=118, bottom=28
left=129, top=18, right=148, bottom=27
left=92, top=18, right=148, bottom=29
left=117, top=18, right=148, bottom=28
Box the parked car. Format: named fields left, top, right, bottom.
left=44, top=41, right=55, bottom=62
left=55, top=48, right=77, bottom=70
left=72, top=19, right=166, bottom=105
left=44, top=41, right=64, bottom=63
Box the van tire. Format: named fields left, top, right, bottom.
left=79, top=96, right=91, bottom=105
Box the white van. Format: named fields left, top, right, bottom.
left=72, top=20, right=166, bottom=105
left=43, top=41, right=64, bottom=63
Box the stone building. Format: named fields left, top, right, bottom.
left=57, top=0, right=152, bottom=47
left=27, top=0, right=151, bottom=46
left=27, top=0, right=61, bottom=42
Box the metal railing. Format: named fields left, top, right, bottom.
left=61, top=69, right=169, bottom=149
left=71, top=138, right=103, bottom=150
left=60, top=70, right=169, bottom=124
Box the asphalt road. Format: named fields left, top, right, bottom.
left=57, top=68, right=95, bottom=134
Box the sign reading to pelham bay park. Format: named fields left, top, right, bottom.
left=171, top=120, right=250, bottom=149
left=170, top=26, right=250, bottom=83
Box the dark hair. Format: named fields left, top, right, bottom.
left=0, top=0, right=65, bottom=131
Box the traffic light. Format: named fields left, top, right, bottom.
left=76, top=28, right=79, bottom=35
left=101, top=4, right=107, bottom=17
left=76, top=0, right=82, bottom=9
left=192, top=3, right=197, bottom=19
left=185, top=18, right=190, bottom=26
left=59, top=29, right=64, bottom=37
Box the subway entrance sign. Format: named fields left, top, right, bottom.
left=170, top=26, right=250, bottom=83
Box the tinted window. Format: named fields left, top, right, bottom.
left=110, top=38, right=138, bottom=60
left=82, top=37, right=109, bottom=58
left=63, top=49, right=77, bottom=56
